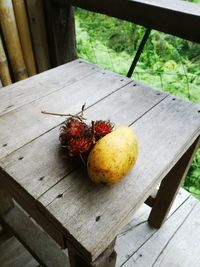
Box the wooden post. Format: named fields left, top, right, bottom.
left=12, top=0, right=37, bottom=76
left=44, top=0, right=77, bottom=67
left=26, top=0, right=51, bottom=73
left=148, top=137, right=200, bottom=228
left=67, top=239, right=117, bottom=267
left=0, top=186, right=13, bottom=216
left=0, top=34, right=12, bottom=86
left=0, top=0, right=28, bottom=81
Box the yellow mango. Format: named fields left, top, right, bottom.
left=87, top=126, right=138, bottom=185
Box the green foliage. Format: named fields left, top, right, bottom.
left=75, top=7, right=200, bottom=200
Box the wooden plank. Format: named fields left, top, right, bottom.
left=67, top=239, right=116, bottom=267
left=2, top=204, right=70, bottom=267
left=0, top=172, right=71, bottom=248
left=0, top=82, right=166, bottom=203
left=152, top=199, right=200, bottom=267
left=37, top=95, right=200, bottom=261
left=0, top=236, right=38, bottom=267
left=26, top=0, right=51, bottom=72
left=122, top=195, right=199, bottom=267
left=68, top=0, right=200, bottom=43
left=115, top=188, right=190, bottom=266
left=0, top=60, right=98, bottom=116
left=148, top=137, right=200, bottom=228
left=44, top=0, right=76, bottom=67
left=0, top=68, right=130, bottom=159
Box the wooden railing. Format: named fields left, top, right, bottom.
left=47, top=0, right=200, bottom=67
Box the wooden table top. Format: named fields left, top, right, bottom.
left=0, top=59, right=200, bottom=261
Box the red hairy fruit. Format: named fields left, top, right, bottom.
left=67, top=137, right=92, bottom=156
left=94, top=120, right=114, bottom=140
left=59, top=118, right=88, bottom=146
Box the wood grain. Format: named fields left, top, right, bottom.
left=148, top=137, right=200, bottom=228
left=122, top=193, right=199, bottom=267
left=0, top=60, right=98, bottom=116
left=115, top=189, right=190, bottom=266
left=0, top=82, right=166, bottom=202
left=68, top=0, right=200, bottom=43
left=39, top=95, right=199, bottom=261
left=2, top=204, right=70, bottom=267
left=26, top=0, right=50, bottom=72
left=44, top=1, right=76, bottom=66
left=0, top=236, right=38, bottom=267
left=0, top=67, right=130, bottom=159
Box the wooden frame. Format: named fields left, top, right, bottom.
left=67, top=0, right=200, bottom=44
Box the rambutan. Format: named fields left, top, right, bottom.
left=59, top=118, right=88, bottom=146
left=93, top=120, right=114, bottom=140
left=67, top=136, right=92, bottom=156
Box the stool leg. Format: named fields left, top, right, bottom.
left=148, top=137, right=199, bottom=228
left=0, top=186, right=14, bottom=216
left=67, top=239, right=117, bottom=267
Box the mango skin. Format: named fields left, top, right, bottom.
left=87, top=126, right=138, bottom=185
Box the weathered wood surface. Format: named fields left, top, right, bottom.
left=148, top=137, right=200, bottom=228
left=36, top=94, right=199, bottom=261
left=26, top=0, right=51, bottom=72
left=0, top=61, right=130, bottom=158
left=0, top=60, right=98, bottom=116
left=0, top=82, right=166, bottom=202
left=68, top=0, right=200, bottom=43
left=0, top=60, right=199, bottom=263
left=2, top=204, right=69, bottom=267
left=44, top=0, right=76, bottom=66
left=116, top=189, right=200, bottom=267
left=115, top=189, right=191, bottom=266
left=1, top=189, right=200, bottom=267
left=0, top=236, right=38, bottom=267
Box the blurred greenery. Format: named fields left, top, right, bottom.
left=74, top=3, right=200, bottom=200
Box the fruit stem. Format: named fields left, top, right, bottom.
left=91, top=120, right=96, bottom=145
left=41, top=110, right=86, bottom=121
left=79, top=153, right=86, bottom=167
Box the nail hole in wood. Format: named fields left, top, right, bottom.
left=198, top=110, right=200, bottom=113
left=57, top=193, right=63, bottom=198
left=133, top=84, right=136, bottom=87
left=157, top=92, right=161, bottom=95
left=2, top=144, right=7, bottom=147
left=18, top=156, right=24, bottom=160
left=139, top=254, right=142, bottom=257
left=95, top=215, right=101, bottom=222
left=38, top=176, right=45, bottom=181
left=172, top=98, right=176, bottom=101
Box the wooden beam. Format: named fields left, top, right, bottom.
left=68, top=0, right=200, bottom=44
left=1, top=204, right=69, bottom=267
left=44, top=0, right=77, bottom=67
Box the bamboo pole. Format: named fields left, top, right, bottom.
left=12, top=0, right=37, bottom=76
left=0, top=0, right=28, bottom=81
left=26, top=0, right=50, bottom=72
left=0, top=34, right=12, bottom=86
